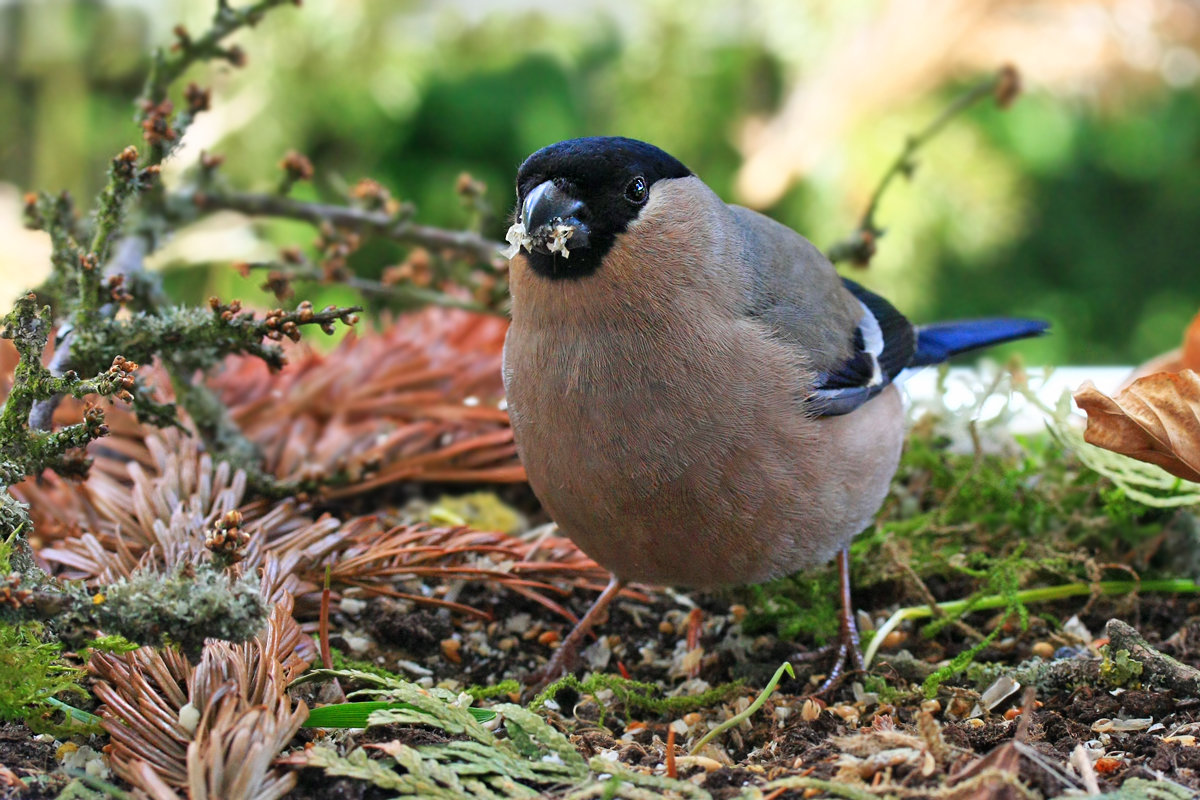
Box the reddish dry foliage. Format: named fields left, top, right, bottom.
left=4, top=309, right=605, bottom=624
left=90, top=566, right=312, bottom=799
left=208, top=307, right=525, bottom=493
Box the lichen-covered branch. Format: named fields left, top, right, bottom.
left=70, top=299, right=360, bottom=376
left=141, top=0, right=299, bottom=112
left=23, top=192, right=85, bottom=298
left=139, top=0, right=299, bottom=166
left=6, top=0, right=464, bottom=506
left=81, top=148, right=156, bottom=313
left=7, top=562, right=267, bottom=659
left=0, top=294, right=136, bottom=486
left=1105, top=618, right=1200, bottom=698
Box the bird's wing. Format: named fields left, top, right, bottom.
left=729, top=206, right=915, bottom=417
left=804, top=278, right=916, bottom=416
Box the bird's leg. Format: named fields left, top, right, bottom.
left=813, top=546, right=864, bottom=695
left=837, top=546, right=866, bottom=672
left=527, top=575, right=626, bottom=693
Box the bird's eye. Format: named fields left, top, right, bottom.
left=624, top=176, right=648, bottom=204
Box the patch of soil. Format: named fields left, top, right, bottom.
left=340, top=588, right=1200, bottom=798
left=365, top=604, right=452, bottom=656
left=0, top=723, right=66, bottom=800
left=288, top=769, right=391, bottom=800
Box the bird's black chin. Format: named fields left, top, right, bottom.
left=524, top=247, right=603, bottom=280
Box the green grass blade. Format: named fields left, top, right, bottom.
left=302, top=700, right=496, bottom=729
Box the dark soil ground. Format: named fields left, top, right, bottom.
left=297, top=583, right=1200, bottom=798
left=4, top=579, right=1200, bottom=798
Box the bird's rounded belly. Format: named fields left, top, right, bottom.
left=504, top=327, right=886, bottom=589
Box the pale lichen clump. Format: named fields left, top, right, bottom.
left=501, top=221, right=576, bottom=260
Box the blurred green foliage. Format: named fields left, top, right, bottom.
left=0, top=0, right=1196, bottom=364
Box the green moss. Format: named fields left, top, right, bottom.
left=530, top=672, right=741, bottom=725
left=328, top=646, right=405, bottom=681
left=84, top=634, right=141, bottom=655
left=465, top=680, right=522, bottom=701
left=741, top=567, right=840, bottom=644
left=0, top=622, right=88, bottom=736
left=325, top=648, right=521, bottom=702
left=923, top=622, right=1007, bottom=698
left=860, top=674, right=906, bottom=704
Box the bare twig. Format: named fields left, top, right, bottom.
left=196, top=190, right=504, bottom=266
left=827, top=64, right=1020, bottom=266
left=242, top=259, right=492, bottom=313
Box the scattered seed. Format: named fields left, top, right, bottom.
left=1032, top=641, right=1055, bottom=659
left=441, top=638, right=462, bottom=664
left=831, top=705, right=860, bottom=723
left=946, top=697, right=974, bottom=719
left=1092, top=717, right=1153, bottom=733
left=675, top=755, right=722, bottom=773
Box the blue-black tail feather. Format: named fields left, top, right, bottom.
left=912, top=318, right=1049, bottom=367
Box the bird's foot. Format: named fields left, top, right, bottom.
left=801, top=545, right=866, bottom=697
left=808, top=634, right=864, bottom=697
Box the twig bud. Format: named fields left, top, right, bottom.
left=279, top=151, right=314, bottom=182
left=171, top=24, right=191, bottom=51
left=184, top=83, right=211, bottom=114
left=226, top=44, right=247, bottom=68
left=995, top=64, right=1021, bottom=109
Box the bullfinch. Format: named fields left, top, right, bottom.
left=501, top=136, right=1047, bottom=689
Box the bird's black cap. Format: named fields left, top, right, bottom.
left=514, top=137, right=692, bottom=279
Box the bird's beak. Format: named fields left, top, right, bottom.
left=521, top=181, right=591, bottom=252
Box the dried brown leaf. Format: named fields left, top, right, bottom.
left=1074, top=370, right=1200, bottom=483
